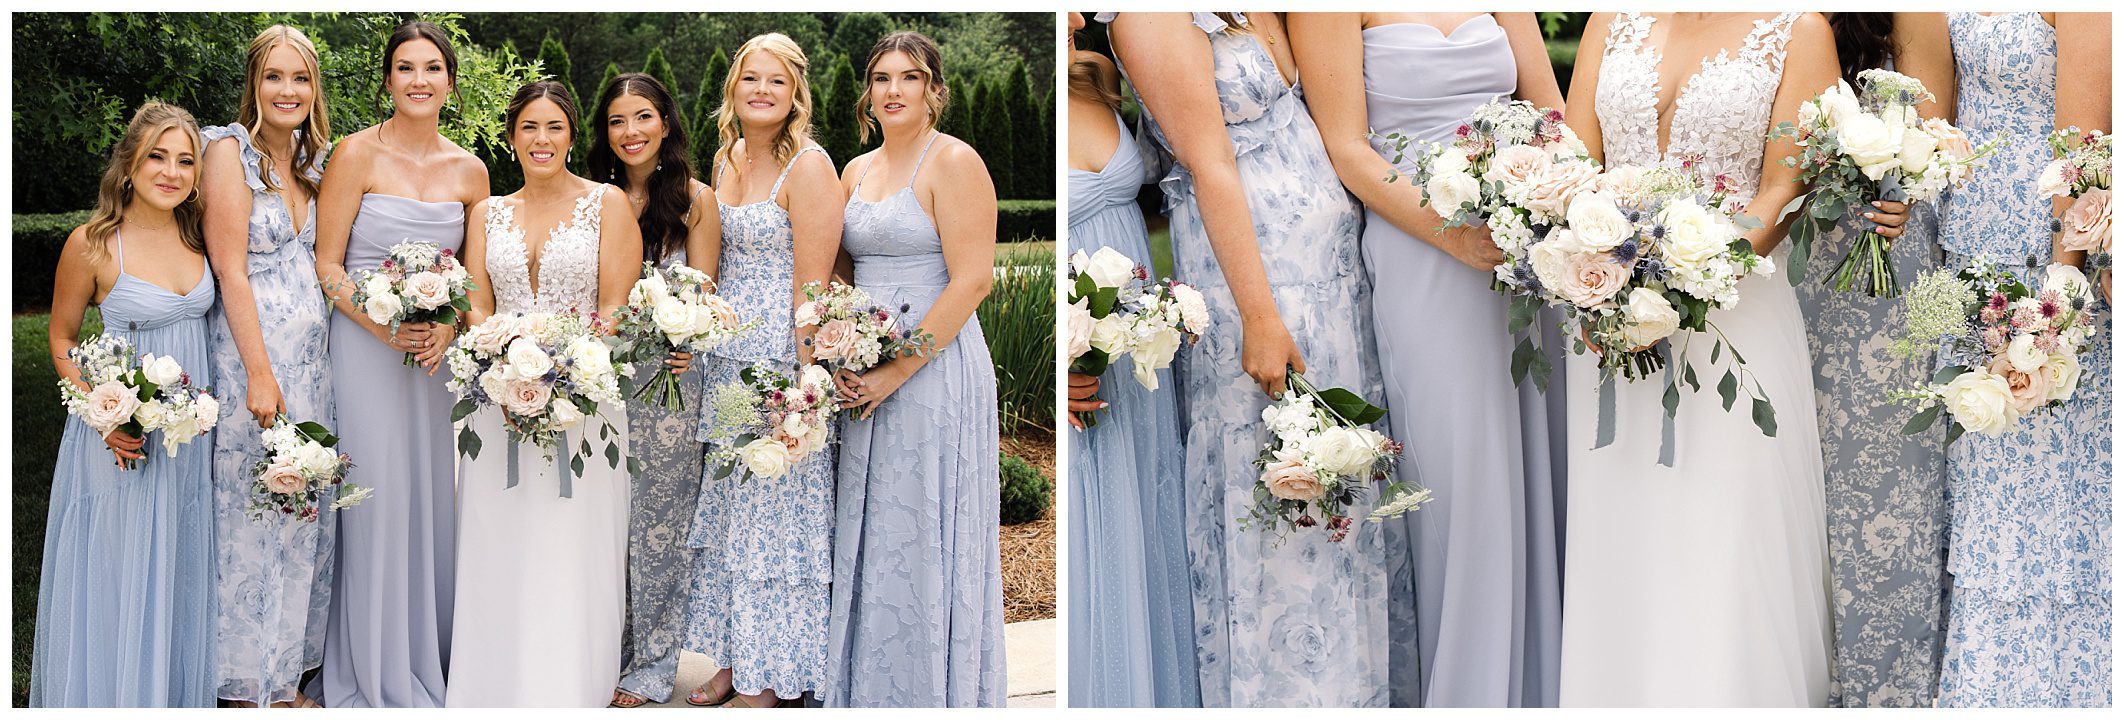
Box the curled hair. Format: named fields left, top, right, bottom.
left=715, top=33, right=815, bottom=177
left=236, top=24, right=331, bottom=198
left=589, top=73, right=698, bottom=263
left=379, top=20, right=462, bottom=113
left=504, top=79, right=582, bottom=149
left=1068, top=55, right=1123, bottom=112
left=1831, top=13, right=1898, bottom=87
left=857, top=30, right=949, bottom=143
left=82, top=101, right=208, bottom=263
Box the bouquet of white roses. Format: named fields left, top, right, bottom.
left=794, top=281, right=937, bottom=375
left=1773, top=69, right=2002, bottom=297
left=1243, top=370, right=1418, bottom=542
left=57, top=334, right=220, bottom=469
left=610, top=262, right=755, bottom=411
left=349, top=240, right=477, bottom=365
left=2042, top=127, right=2112, bottom=273
left=446, top=311, right=632, bottom=494
left=1378, top=98, right=1600, bottom=390
left=1064, top=246, right=1208, bottom=427
left=704, top=363, right=836, bottom=480
left=249, top=416, right=370, bottom=522
left=1890, top=259, right=2099, bottom=442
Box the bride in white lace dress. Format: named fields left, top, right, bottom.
left=1558, top=13, right=1839, bottom=706
left=446, top=82, right=644, bottom=707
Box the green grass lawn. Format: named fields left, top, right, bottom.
left=13, top=311, right=93, bottom=706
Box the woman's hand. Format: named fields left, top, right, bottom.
left=1067, top=372, right=1104, bottom=431
left=1241, top=315, right=1306, bottom=399
left=1865, top=199, right=1910, bottom=240
left=408, top=322, right=456, bottom=375
left=666, top=350, right=693, bottom=376
left=1580, top=323, right=1658, bottom=355
left=836, top=358, right=917, bottom=419
left=105, top=427, right=146, bottom=465
left=1440, top=224, right=1506, bottom=272
left=247, top=372, right=285, bottom=429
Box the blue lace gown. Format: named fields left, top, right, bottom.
left=31, top=232, right=218, bottom=707
left=1065, top=110, right=1201, bottom=708
left=199, top=124, right=338, bottom=706
left=683, top=149, right=835, bottom=700
left=1936, top=12, right=2112, bottom=707
left=1112, top=11, right=1390, bottom=708
left=317, top=194, right=462, bottom=708
left=824, top=134, right=1006, bottom=707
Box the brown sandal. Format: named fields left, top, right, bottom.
left=686, top=683, right=737, bottom=707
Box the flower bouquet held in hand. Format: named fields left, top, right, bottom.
left=610, top=262, right=755, bottom=411
left=249, top=416, right=369, bottom=523
left=794, top=281, right=937, bottom=375
left=2042, top=127, right=2112, bottom=275
left=1772, top=69, right=2001, bottom=297
left=347, top=240, right=477, bottom=365
left=704, top=364, right=836, bottom=481
left=1376, top=98, right=1598, bottom=390
left=1243, top=369, right=1418, bottom=542
left=1063, top=246, right=1208, bottom=428
left=1889, top=259, right=2098, bottom=443
left=445, top=311, right=633, bottom=494
left=57, top=334, right=220, bottom=469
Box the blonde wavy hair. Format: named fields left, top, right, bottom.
left=714, top=33, right=815, bottom=175
left=236, top=24, right=331, bottom=198
left=82, top=102, right=208, bottom=264
left=856, top=30, right=949, bottom=144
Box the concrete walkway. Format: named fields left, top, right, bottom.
left=636, top=618, right=1056, bottom=708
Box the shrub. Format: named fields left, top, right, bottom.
left=999, top=451, right=1049, bottom=525
left=13, top=211, right=93, bottom=312
left=980, top=244, right=1054, bottom=433
left=997, top=199, right=1054, bottom=244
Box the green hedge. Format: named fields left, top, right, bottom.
left=13, top=212, right=91, bottom=312
left=980, top=245, right=1055, bottom=433
left=998, top=199, right=1055, bottom=244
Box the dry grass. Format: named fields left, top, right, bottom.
left=1000, top=429, right=1057, bottom=623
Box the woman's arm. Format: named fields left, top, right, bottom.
left=313, top=135, right=391, bottom=343
left=1895, top=13, right=1956, bottom=122
left=461, top=197, right=496, bottom=327
left=1500, top=13, right=1566, bottom=110
left=1289, top=12, right=1502, bottom=272
left=1742, top=12, right=1841, bottom=255
left=1112, top=12, right=1307, bottom=397
left=1563, top=14, right=1613, bottom=165
left=596, top=186, right=645, bottom=318
left=2053, top=12, right=2110, bottom=269
left=685, top=180, right=722, bottom=280
left=201, top=137, right=282, bottom=426
left=50, top=228, right=144, bottom=460
left=788, top=148, right=845, bottom=367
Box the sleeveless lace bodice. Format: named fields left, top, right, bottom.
left=1595, top=12, right=1801, bottom=202
left=485, top=185, right=607, bottom=315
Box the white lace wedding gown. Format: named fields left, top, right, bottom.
left=446, top=185, right=630, bottom=707
left=1559, top=13, right=1830, bottom=706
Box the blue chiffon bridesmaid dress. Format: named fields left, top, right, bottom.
left=1065, top=109, right=1201, bottom=708
left=31, top=231, right=218, bottom=707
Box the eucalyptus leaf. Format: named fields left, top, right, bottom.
left=1718, top=370, right=1738, bottom=410
left=1751, top=397, right=1778, bottom=437
left=1902, top=404, right=1942, bottom=435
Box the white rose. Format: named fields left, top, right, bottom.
left=1529, top=228, right=1587, bottom=294
left=2043, top=263, right=2091, bottom=299
left=2037, top=161, right=2071, bottom=198
left=505, top=337, right=555, bottom=380
left=140, top=353, right=184, bottom=387
left=293, top=440, right=339, bottom=477
left=1941, top=369, right=2019, bottom=435
left=363, top=292, right=404, bottom=325
left=1565, top=192, right=1633, bottom=251
left=478, top=367, right=509, bottom=403
left=636, top=272, right=671, bottom=304
left=1619, top=287, right=1682, bottom=347
left=1837, top=112, right=1906, bottom=180
left=1303, top=426, right=1378, bottom=478
left=548, top=397, right=586, bottom=430
left=403, top=271, right=451, bottom=310
left=1075, top=246, right=1137, bottom=289
left=2005, top=333, right=2046, bottom=373
left=1553, top=123, right=1589, bottom=158
left=1424, top=170, right=1482, bottom=217
left=1170, top=283, right=1209, bottom=335
left=566, top=336, right=613, bottom=381
left=1896, top=124, right=1938, bottom=175
left=651, top=296, right=693, bottom=339
left=799, top=364, right=832, bottom=393
left=1089, top=313, right=1130, bottom=357
left=1657, top=200, right=1728, bottom=270
left=1066, top=298, right=1093, bottom=360
left=361, top=273, right=394, bottom=300
left=793, top=300, right=823, bottom=327
left=1797, top=98, right=1821, bottom=128
left=190, top=393, right=220, bottom=429
left=2041, top=352, right=2082, bottom=401
left=1819, top=80, right=1864, bottom=127
left=1128, top=326, right=1183, bottom=391
left=1430, top=147, right=1472, bottom=177
left=133, top=398, right=169, bottom=432
left=739, top=436, right=793, bottom=478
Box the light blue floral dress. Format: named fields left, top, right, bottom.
left=683, top=148, right=834, bottom=700
left=199, top=124, right=337, bottom=706
left=1108, top=11, right=1389, bottom=708
left=1936, top=11, right=2112, bottom=708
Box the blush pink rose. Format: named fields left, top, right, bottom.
left=813, top=319, right=856, bottom=361
left=1989, top=353, right=2054, bottom=415
left=81, top=381, right=142, bottom=436
left=260, top=459, right=308, bottom=495
left=403, top=271, right=452, bottom=310
left=1556, top=252, right=1633, bottom=308
left=1518, top=159, right=1602, bottom=220
left=1483, top=144, right=1552, bottom=192
left=2059, top=187, right=2111, bottom=254
left=1260, top=458, right=1326, bottom=502
left=497, top=376, right=553, bottom=418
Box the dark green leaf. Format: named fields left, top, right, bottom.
left=1751, top=397, right=1778, bottom=437
left=1944, top=422, right=1965, bottom=446
left=1683, top=362, right=1700, bottom=392
left=605, top=441, right=620, bottom=468
left=458, top=427, right=482, bottom=459
left=451, top=399, right=478, bottom=423
left=1902, top=404, right=1942, bottom=435
left=1933, top=365, right=1969, bottom=385
left=1316, top=387, right=1387, bottom=425
left=1662, top=381, right=1680, bottom=415
left=1718, top=370, right=1739, bottom=410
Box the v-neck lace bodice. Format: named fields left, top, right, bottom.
left=485, top=185, right=607, bottom=315
left=1595, top=12, right=1800, bottom=203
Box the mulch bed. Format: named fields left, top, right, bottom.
left=999, top=428, right=1057, bottom=623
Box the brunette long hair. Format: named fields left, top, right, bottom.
left=588, top=73, right=697, bottom=263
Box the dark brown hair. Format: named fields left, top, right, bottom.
left=1830, top=13, right=1897, bottom=87
left=589, top=73, right=697, bottom=263
left=379, top=20, right=462, bottom=112
left=504, top=79, right=581, bottom=147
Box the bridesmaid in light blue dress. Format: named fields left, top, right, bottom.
left=1107, top=11, right=1390, bottom=707
left=310, top=20, right=487, bottom=708
left=1063, top=16, right=1201, bottom=708
left=1291, top=12, right=1565, bottom=707
left=33, top=102, right=218, bottom=707
left=825, top=30, right=1005, bottom=708
left=1936, top=11, right=2111, bottom=707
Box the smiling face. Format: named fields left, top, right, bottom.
left=604, top=92, right=666, bottom=171
left=512, top=96, right=573, bottom=180
left=254, top=42, right=318, bottom=135
left=731, top=49, right=797, bottom=130
left=866, top=49, right=936, bottom=135
left=131, top=127, right=199, bottom=212
left=386, top=38, right=452, bottom=119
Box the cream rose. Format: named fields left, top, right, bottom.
left=1065, top=298, right=1093, bottom=360
left=363, top=292, right=404, bottom=325
left=1073, top=246, right=1137, bottom=289
left=1483, top=144, right=1552, bottom=193
left=81, top=381, right=141, bottom=435
left=1941, top=369, right=2018, bottom=435
left=1529, top=229, right=1587, bottom=295
left=1304, top=427, right=1378, bottom=478
left=293, top=440, right=339, bottom=477
left=1619, top=287, right=1682, bottom=347
left=1556, top=251, right=1633, bottom=309
left=1921, top=118, right=1972, bottom=159
left=1088, top=313, right=1131, bottom=357
left=2037, top=160, right=2071, bottom=198
left=2040, top=351, right=2083, bottom=402
left=1988, top=354, right=2053, bottom=415
left=2005, top=333, right=2046, bottom=374
left=1657, top=200, right=1730, bottom=270
left=1565, top=192, right=1633, bottom=251
left=739, top=436, right=793, bottom=478
left=504, top=337, right=555, bottom=381
left=1128, top=326, right=1182, bottom=391
left=651, top=296, right=694, bottom=339
left=404, top=271, right=451, bottom=310
left=2044, top=263, right=2093, bottom=299
left=1597, top=165, right=1650, bottom=200
left=548, top=397, right=586, bottom=430
left=1896, top=123, right=1939, bottom=175
left=2059, top=188, right=2111, bottom=254
left=701, top=295, right=741, bottom=332
left=1838, top=112, right=1906, bottom=180
left=496, top=376, right=553, bottom=418
left=1424, top=170, right=1481, bottom=216
left=1819, top=80, right=1864, bottom=127
left=813, top=319, right=856, bottom=361
left=133, top=399, right=170, bottom=432
left=260, top=459, right=308, bottom=495
left=1518, top=159, right=1601, bottom=221
left=1259, top=454, right=1326, bottom=502
left=793, top=300, right=823, bottom=327
left=140, top=353, right=184, bottom=387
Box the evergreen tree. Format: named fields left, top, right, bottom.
left=642, top=47, right=679, bottom=105
left=1036, top=88, right=1054, bottom=198
left=536, top=33, right=575, bottom=107
left=974, top=77, right=1017, bottom=199
left=693, top=50, right=730, bottom=179
left=829, top=12, right=894, bottom=69
left=811, top=51, right=857, bottom=167
left=581, top=60, right=621, bottom=163
left=1000, top=59, right=1042, bottom=199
